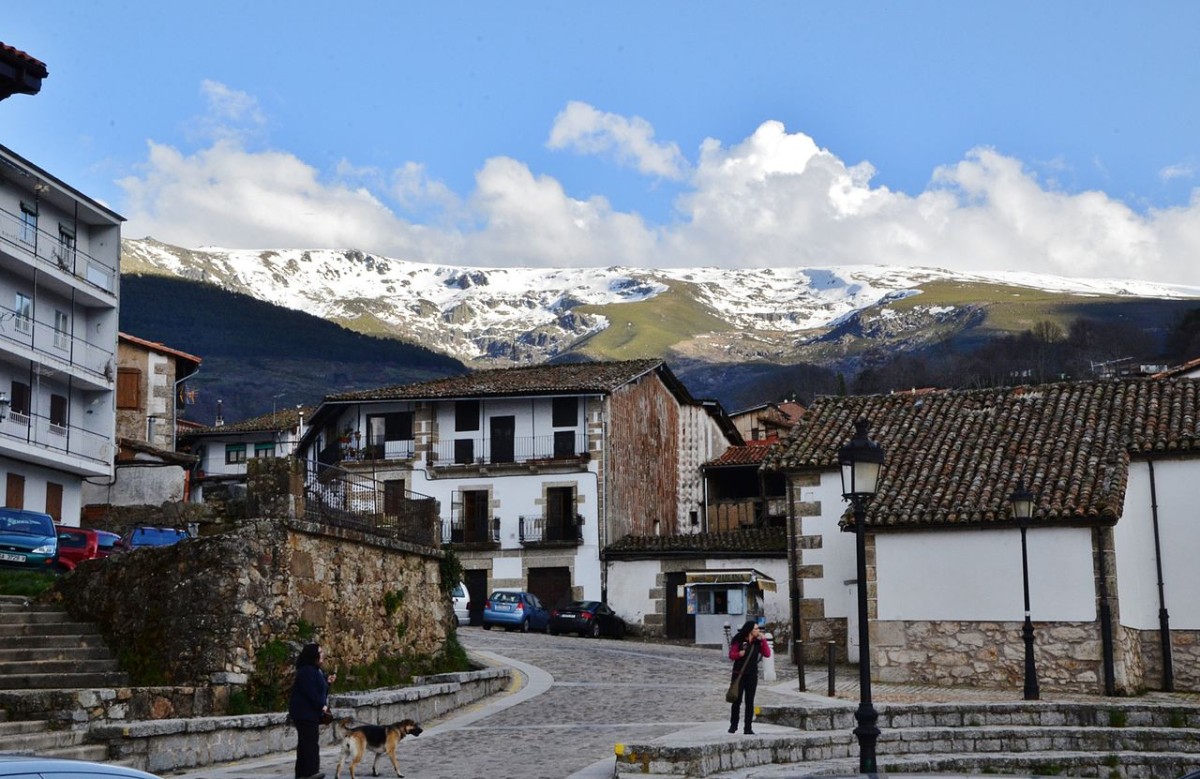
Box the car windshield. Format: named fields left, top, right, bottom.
left=0, top=512, right=54, bottom=537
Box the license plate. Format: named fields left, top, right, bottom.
left=498, top=604, right=514, bottom=612
left=0, top=552, right=26, bottom=563
left=559, top=612, right=575, bottom=618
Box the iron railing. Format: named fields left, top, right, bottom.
left=518, top=514, right=584, bottom=545
left=430, top=432, right=589, bottom=466
left=0, top=300, right=114, bottom=385
left=0, top=410, right=111, bottom=465
left=302, top=462, right=439, bottom=547
left=441, top=516, right=500, bottom=546
left=0, top=205, right=118, bottom=295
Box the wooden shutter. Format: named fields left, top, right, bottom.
left=117, top=368, right=141, bottom=410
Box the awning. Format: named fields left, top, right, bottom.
left=684, top=569, right=777, bottom=592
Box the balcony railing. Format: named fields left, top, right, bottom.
left=518, top=514, right=584, bottom=545
left=430, top=433, right=589, bottom=466
left=441, top=516, right=500, bottom=547
left=0, top=410, right=112, bottom=465
left=0, top=205, right=118, bottom=295
left=0, top=301, right=115, bottom=385
left=302, top=462, right=439, bottom=547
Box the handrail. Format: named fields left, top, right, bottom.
left=0, top=204, right=118, bottom=295
left=0, top=301, right=114, bottom=383
left=518, top=514, right=584, bottom=544
left=302, top=461, right=440, bottom=547
left=0, top=410, right=112, bottom=464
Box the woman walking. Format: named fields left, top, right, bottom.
left=728, top=620, right=771, bottom=734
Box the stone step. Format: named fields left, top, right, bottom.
left=0, top=633, right=109, bottom=649
left=0, top=621, right=103, bottom=637
left=0, top=725, right=88, bottom=752
left=0, top=610, right=77, bottom=626
left=0, top=719, right=50, bottom=737
left=0, top=646, right=114, bottom=663
left=32, top=742, right=112, bottom=762
left=0, top=671, right=130, bottom=690
left=0, top=658, right=121, bottom=676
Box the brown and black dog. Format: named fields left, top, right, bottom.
left=333, top=718, right=423, bottom=779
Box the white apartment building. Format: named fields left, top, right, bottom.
left=0, top=143, right=122, bottom=524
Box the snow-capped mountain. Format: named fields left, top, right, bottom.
left=121, top=237, right=1200, bottom=368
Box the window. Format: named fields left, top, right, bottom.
left=546, top=486, right=576, bottom=541
left=552, top=397, right=578, bottom=427
left=367, top=411, right=414, bottom=457
left=13, top=293, right=31, bottom=334
left=452, top=489, right=491, bottom=543
left=19, top=202, right=37, bottom=245
left=45, top=483, right=63, bottom=522
left=10, top=381, right=31, bottom=420
left=553, top=430, right=576, bottom=458
left=225, top=444, right=247, bottom=464
left=56, top=226, right=76, bottom=270
left=254, top=442, right=275, bottom=458
left=455, top=400, right=480, bottom=431
left=49, top=394, right=67, bottom=433
left=53, top=310, right=69, bottom=350
left=116, top=369, right=141, bottom=410
left=454, top=438, right=475, bottom=465
left=5, top=473, right=25, bottom=509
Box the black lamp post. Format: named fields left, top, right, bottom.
left=1010, top=479, right=1040, bottom=701
left=838, top=418, right=885, bottom=774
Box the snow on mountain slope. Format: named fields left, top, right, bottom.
left=121, top=238, right=1200, bottom=365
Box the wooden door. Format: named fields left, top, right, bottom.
left=665, top=571, right=695, bottom=640
left=5, top=474, right=25, bottom=509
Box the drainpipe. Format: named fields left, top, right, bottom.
left=599, top=394, right=610, bottom=604
left=1147, top=460, right=1174, bottom=691
left=1095, top=526, right=1117, bottom=696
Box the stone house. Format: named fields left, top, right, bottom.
left=293, top=359, right=740, bottom=617
left=0, top=142, right=122, bottom=525
left=729, top=400, right=804, bottom=443
left=764, top=376, right=1200, bottom=695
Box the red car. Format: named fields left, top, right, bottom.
left=54, top=526, right=122, bottom=571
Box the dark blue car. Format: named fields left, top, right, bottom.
left=482, top=590, right=550, bottom=632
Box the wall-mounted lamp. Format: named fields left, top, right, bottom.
left=0, top=391, right=10, bottom=422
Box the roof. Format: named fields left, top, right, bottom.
left=118, top=332, right=202, bottom=365
left=604, top=527, right=787, bottom=557
left=763, top=377, right=1200, bottom=530
left=182, top=405, right=314, bottom=437
left=1153, top=357, right=1200, bottom=379
left=0, top=42, right=48, bottom=99
left=705, top=441, right=774, bottom=468
left=326, top=359, right=672, bottom=402
left=685, top=569, right=778, bottom=592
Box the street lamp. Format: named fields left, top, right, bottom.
left=1010, top=479, right=1040, bottom=701
left=838, top=418, right=884, bottom=774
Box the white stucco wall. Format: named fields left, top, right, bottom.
left=605, top=559, right=663, bottom=624
left=6, top=459, right=84, bottom=525
left=876, top=526, right=1096, bottom=621
left=801, top=473, right=861, bottom=619
left=1116, top=459, right=1200, bottom=630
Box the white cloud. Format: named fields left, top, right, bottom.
left=118, top=94, right=1200, bottom=286
left=1160, top=162, right=1194, bottom=182
left=547, top=101, right=688, bottom=180
left=190, top=81, right=267, bottom=144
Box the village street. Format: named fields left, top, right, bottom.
left=173, top=627, right=815, bottom=779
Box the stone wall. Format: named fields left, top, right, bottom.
left=1137, top=628, right=1200, bottom=692
left=873, top=620, right=1107, bottom=693
left=52, top=516, right=451, bottom=688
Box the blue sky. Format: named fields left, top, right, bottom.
left=7, top=2, right=1200, bottom=285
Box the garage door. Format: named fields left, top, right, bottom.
left=528, top=566, right=572, bottom=609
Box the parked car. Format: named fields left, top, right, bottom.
left=452, top=581, right=470, bottom=626
left=0, top=508, right=58, bottom=573
left=116, top=526, right=191, bottom=551
left=53, top=526, right=123, bottom=570
left=548, top=600, right=627, bottom=638
left=482, top=590, right=550, bottom=632
left=0, top=755, right=162, bottom=779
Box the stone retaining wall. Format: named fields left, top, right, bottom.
left=873, top=619, right=1106, bottom=693
left=88, top=666, right=511, bottom=774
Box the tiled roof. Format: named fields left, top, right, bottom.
left=119, top=332, right=202, bottom=365
left=184, top=406, right=314, bottom=436
left=604, top=527, right=787, bottom=557
left=706, top=442, right=774, bottom=467
left=763, top=378, right=1200, bottom=529
left=1153, top=357, right=1200, bottom=379
left=327, top=359, right=669, bottom=401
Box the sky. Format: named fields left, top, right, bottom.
left=7, top=2, right=1200, bottom=287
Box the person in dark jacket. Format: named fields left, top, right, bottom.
left=288, top=642, right=336, bottom=779
left=727, top=620, right=771, bottom=735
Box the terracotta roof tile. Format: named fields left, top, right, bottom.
left=327, top=359, right=667, bottom=401
left=183, top=406, right=315, bottom=436
left=706, top=442, right=773, bottom=467
left=763, top=377, right=1200, bottom=530
left=604, top=527, right=787, bottom=556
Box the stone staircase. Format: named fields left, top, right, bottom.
left=614, top=700, right=1200, bottom=778
left=0, top=596, right=128, bottom=760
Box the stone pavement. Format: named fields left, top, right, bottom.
left=161, top=634, right=1199, bottom=779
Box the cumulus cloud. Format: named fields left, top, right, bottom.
left=119, top=92, right=1200, bottom=286
left=547, top=101, right=688, bottom=180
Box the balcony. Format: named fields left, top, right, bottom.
left=0, top=409, right=112, bottom=470
left=429, top=433, right=590, bottom=467
left=441, top=516, right=500, bottom=550
left=518, top=514, right=584, bottom=547
left=302, top=462, right=439, bottom=548
left=0, top=205, right=118, bottom=299
left=0, top=301, right=115, bottom=389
